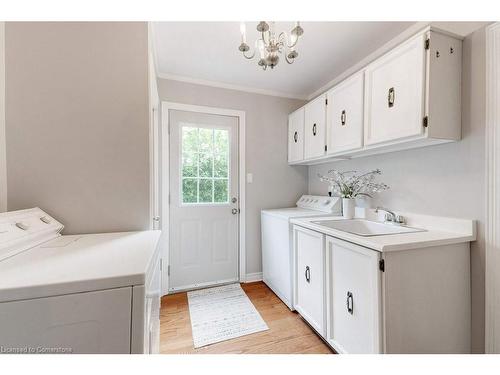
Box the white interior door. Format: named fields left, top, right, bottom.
left=169, top=110, right=239, bottom=292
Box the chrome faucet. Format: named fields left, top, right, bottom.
left=375, top=207, right=406, bottom=225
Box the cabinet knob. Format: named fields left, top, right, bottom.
left=305, top=266, right=311, bottom=283
left=346, top=291, right=354, bottom=315
left=312, top=124, right=317, bottom=136
left=388, top=87, right=395, bottom=108
left=341, top=110, right=346, bottom=126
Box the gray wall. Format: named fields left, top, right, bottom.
left=309, top=27, right=486, bottom=353
left=5, top=22, right=151, bottom=234
left=158, top=79, right=307, bottom=274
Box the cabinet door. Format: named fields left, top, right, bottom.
left=304, top=95, right=327, bottom=159
left=288, top=107, right=305, bottom=163
left=294, top=226, right=325, bottom=336
left=0, top=287, right=132, bottom=353
left=326, top=237, right=381, bottom=354
left=327, top=73, right=364, bottom=154
left=364, top=33, right=427, bottom=146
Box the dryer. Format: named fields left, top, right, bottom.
left=261, top=195, right=341, bottom=309
left=0, top=208, right=161, bottom=354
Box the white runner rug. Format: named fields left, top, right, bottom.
left=187, top=283, right=269, bottom=348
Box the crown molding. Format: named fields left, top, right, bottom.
left=156, top=72, right=308, bottom=101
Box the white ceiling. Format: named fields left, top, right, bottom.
left=152, top=22, right=419, bottom=99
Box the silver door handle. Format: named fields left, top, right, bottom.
left=232, top=197, right=238, bottom=203
left=231, top=208, right=239, bottom=215
left=153, top=217, right=160, bottom=222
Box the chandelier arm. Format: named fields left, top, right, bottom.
left=242, top=49, right=256, bottom=59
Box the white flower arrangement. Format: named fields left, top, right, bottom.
left=318, top=169, right=389, bottom=199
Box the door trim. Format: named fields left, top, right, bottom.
left=485, top=22, right=500, bottom=353
left=0, top=22, right=6, bottom=213
left=161, top=101, right=246, bottom=295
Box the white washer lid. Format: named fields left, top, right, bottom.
left=0, top=208, right=64, bottom=261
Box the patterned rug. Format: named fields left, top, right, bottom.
left=187, top=283, right=269, bottom=348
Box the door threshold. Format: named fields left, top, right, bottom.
left=168, top=277, right=239, bottom=294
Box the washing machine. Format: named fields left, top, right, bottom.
left=0, top=207, right=161, bottom=354
left=261, top=195, right=341, bottom=309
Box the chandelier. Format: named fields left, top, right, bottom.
left=238, top=21, right=304, bottom=70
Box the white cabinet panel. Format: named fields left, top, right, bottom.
left=288, top=108, right=305, bottom=163
left=294, top=226, right=325, bottom=336
left=261, top=212, right=293, bottom=308
left=0, top=287, right=132, bottom=353
left=304, top=95, right=327, bottom=159
left=364, top=33, right=427, bottom=146
left=327, top=73, right=364, bottom=154
left=326, top=237, right=381, bottom=354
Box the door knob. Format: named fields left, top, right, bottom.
left=231, top=197, right=238, bottom=203
left=231, top=208, right=239, bottom=215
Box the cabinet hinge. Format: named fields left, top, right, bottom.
left=425, top=38, right=430, bottom=50
left=167, top=265, right=170, bottom=276
left=325, top=98, right=328, bottom=105
left=324, top=145, right=328, bottom=152
left=160, top=258, right=162, bottom=271
left=423, top=116, right=429, bottom=128
left=379, top=259, right=385, bottom=272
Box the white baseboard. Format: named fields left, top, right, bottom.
left=245, top=272, right=263, bottom=283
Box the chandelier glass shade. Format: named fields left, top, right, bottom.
left=238, top=21, right=304, bottom=70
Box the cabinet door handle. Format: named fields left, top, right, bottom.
left=305, top=266, right=310, bottom=283
left=341, top=110, right=346, bottom=126
left=293, top=131, right=298, bottom=143
left=346, top=291, right=354, bottom=315
left=388, top=87, right=395, bottom=108
left=312, top=124, right=317, bottom=136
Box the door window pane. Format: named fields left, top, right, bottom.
left=214, top=154, right=228, bottom=178
left=181, top=125, right=230, bottom=204
left=182, top=178, right=197, bottom=203
left=199, top=153, right=213, bottom=177
left=199, top=179, right=214, bottom=203
left=182, top=153, right=198, bottom=177
left=214, top=179, right=228, bottom=203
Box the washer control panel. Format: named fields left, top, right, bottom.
left=296, top=195, right=342, bottom=213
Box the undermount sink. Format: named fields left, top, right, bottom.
left=311, top=219, right=426, bottom=237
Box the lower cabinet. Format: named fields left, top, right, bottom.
left=292, top=224, right=471, bottom=354
left=326, top=236, right=382, bottom=354
left=293, top=226, right=325, bottom=337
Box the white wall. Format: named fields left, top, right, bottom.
left=5, top=22, right=151, bottom=233
left=157, top=79, right=308, bottom=275
left=308, top=27, right=486, bottom=353
left=0, top=22, right=6, bottom=213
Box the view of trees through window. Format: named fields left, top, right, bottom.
left=181, top=125, right=229, bottom=204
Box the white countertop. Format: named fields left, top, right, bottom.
left=0, top=230, right=161, bottom=302
left=290, top=215, right=476, bottom=252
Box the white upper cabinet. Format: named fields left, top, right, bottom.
left=364, top=33, right=427, bottom=146
left=288, top=107, right=305, bottom=163
left=304, top=94, right=327, bottom=160
left=327, top=73, right=364, bottom=154
left=287, top=27, right=462, bottom=165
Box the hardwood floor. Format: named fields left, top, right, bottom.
left=160, top=281, right=333, bottom=354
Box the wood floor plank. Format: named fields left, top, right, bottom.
left=160, top=281, right=333, bottom=354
